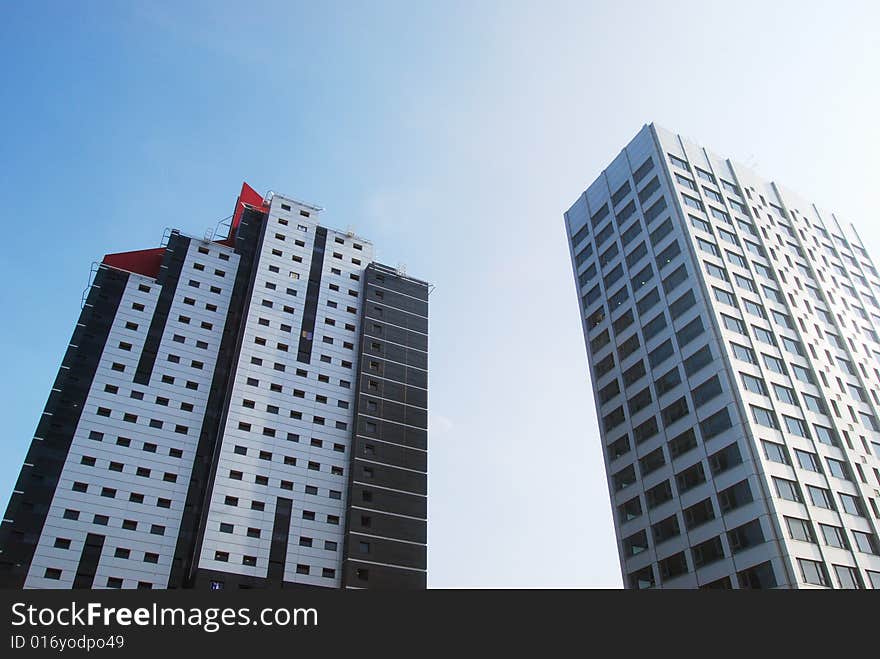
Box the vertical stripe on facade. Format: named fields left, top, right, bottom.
left=267, top=498, right=293, bottom=584
left=296, top=226, right=327, bottom=363
left=72, top=533, right=105, bottom=589
left=133, top=232, right=191, bottom=385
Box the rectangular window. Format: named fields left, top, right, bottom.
left=637, top=177, right=660, bottom=204
left=783, top=415, right=810, bottom=438
left=740, top=372, right=767, bottom=395
left=762, top=354, right=786, bottom=374
left=642, top=313, right=667, bottom=341
left=633, top=157, right=654, bottom=183
left=722, top=314, right=746, bottom=334
left=698, top=237, right=720, bottom=257
left=820, top=524, right=849, bottom=549
left=807, top=485, right=835, bottom=510
left=692, top=375, right=722, bottom=408
left=669, top=290, right=696, bottom=319
left=651, top=219, right=672, bottom=247
left=814, top=425, right=839, bottom=447
left=773, top=477, right=802, bottom=502
left=677, top=173, right=697, bottom=191
left=682, top=195, right=703, bottom=211
left=684, top=345, right=712, bottom=376
left=731, top=342, right=757, bottom=364
left=675, top=317, right=704, bottom=348
left=654, top=366, right=681, bottom=397
left=762, top=440, right=789, bottom=464
left=636, top=287, right=660, bottom=315
left=718, top=480, right=752, bottom=512
left=714, top=287, right=737, bottom=307
left=668, top=428, right=697, bottom=459
left=751, top=405, right=778, bottom=429
left=661, top=396, right=689, bottom=427
left=648, top=340, right=675, bottom=369
left=798, top=559, right=829, bottom=587
left=662, top=264, right=687, bottom=294
left=675, top=462, right=706, bottom=493
left=795, top=449, right=821, bottom=473
left=644, top=197, right=668, bottom=224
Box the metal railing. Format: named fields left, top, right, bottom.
left=80, top=261, right=100, bottom=308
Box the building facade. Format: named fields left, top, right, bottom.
left=565, top=124, right=880, bottom=588
left=0, top=183, right=429, bottom=590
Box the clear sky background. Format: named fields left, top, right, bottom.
left=1, top=1, right=879, bottom=588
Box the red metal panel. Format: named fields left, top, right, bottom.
left=218, top=182, right=265, bottom=246
left=104, top=183, right=264, bottom=268
left=102, top=247, right=165, bottom=278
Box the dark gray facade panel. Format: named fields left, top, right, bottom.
left=364, top=304, right=428, bottom=333
left=346, top=508, right=426, bottom=544
left=349, top=484, right=426, bottom=518
left=354, top=438, right=427, bottom=472
left=362, top=341, right=427, bottom=369
left=352, top=458, right=427, bottom=495
left=344, top=535, right=426, bottom=569
left=341, top=561, right=427, bottom=590
left=0, top=266, right=129, bottom=588
left=342, top=263, right=429, bottom=589
left=364, top=285, right=428, bottom=317
left=358, top=394, right=426, bottom=426
left=357, top=417, right=427, bottom=450
left=358, top=377, right=427, bottom=409
left=364, top=323, right=428, bottom=352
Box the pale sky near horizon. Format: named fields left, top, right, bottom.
left=1, top=1, right=878, bottom=588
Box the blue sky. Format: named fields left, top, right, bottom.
left=1, top=1, right=879, bottom=587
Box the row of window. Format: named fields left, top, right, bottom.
left=103, top=384, right=197, bottom=414
left=94, top=406, right=190, bottom=435
left=730, top=337, right=880, bottom=434
left=601, top=338, right=719, bottom=453
left=624, top=516, right=765, bottom=571
left=61, top=508, right=168, bottom=531
left=630, top=558, right=776, bottom=590
left=85, top=430, right=185, bottom=457
left=234, top=396, right=349, bottom=433
left=796, top=559, right=877, bottom=589
left=613, top=413, right=739, bottom=515
left=42, top=569, right=156, bottom=589
left=72, top=462, right=180, bottom=506
left=212, top=549, right=337, bottom=579
left=221, top=495, right=340, bottom=522
left=783, top=515, right=879, bottom=554
left=771, top=475, right=873, bottom=517
left=572, top=157, right=661, bottom=271
left=229, top=444, right=344, bottom=476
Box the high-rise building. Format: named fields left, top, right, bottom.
left=565, top=124, right=880, bottom=589
left=0, top=183, right=429, bottom=590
